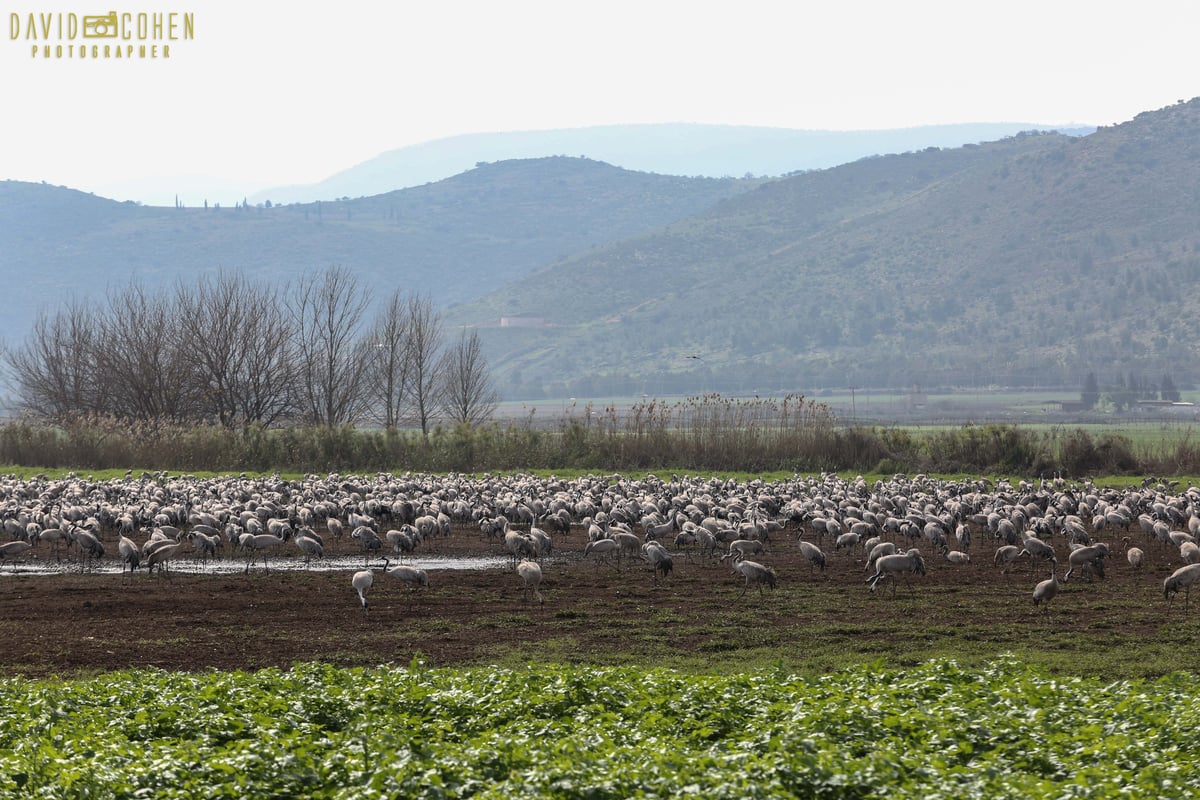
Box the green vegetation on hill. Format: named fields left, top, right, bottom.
left=0, top=158, right=756, bottom=339
left=7, top=100, right=1200, bottom=404
left=450, top=99, right=1200, bottom=399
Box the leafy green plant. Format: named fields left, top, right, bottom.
left=1, top=658, right=1198, bottom=798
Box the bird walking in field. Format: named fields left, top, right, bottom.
left=1062, top=543, right=1108, bottom=583
left=583, top=537, right=619, bottom=568
left=69, top=524, right=105, bottom=573
left=517, top=560, right=544, bottom=605
left=1121, top=537, right=1143, bottom=571
left=241, top=533, right=287, bottom=574
left=145, top=541, right=184, bottom=577
left=0, top=540, right=33, bottom=571
left=352, top=569, right=374, bottom=617
left=642, top=541, right=673, bottom=581
left=1164, top=563, right=1200, bottom=611
left=117, top=532, right=141, bottom=578
left=797, top=539, right=827, bottom=574
left=294, top=529, right=325, bottom=565
left=731, top=557, right=777, bottom=598
left=941, top=545, right=970, bottom=564
left=866, top=548, right=926, bottom=595
left=1032, top=557, right=1059, bottom=617
left=382, top=558, right=429, bottom=606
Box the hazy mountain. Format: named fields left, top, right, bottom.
left=0, top=159, right=756, bottom=342
left=445, top=99, right=1200, bottom=399
left=6, top=100, right=1192, bottom=405
left=248, top=122, right=1093, bottom=205
left=93, top=174, right=266, bottom=209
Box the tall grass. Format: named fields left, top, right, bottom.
left=2, top=402, right=1199, bottom=475
left=558, top=393, right=839, bottom=471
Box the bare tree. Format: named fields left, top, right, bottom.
left=178, top=273, right=243, bottom=427
left=289, top=265, right=371, bottom=426
left=92, top=285, right=195, bottom=422
left=180, top=273, right=295, bottom=430
left=233, top=298, right=297, bottom=430
left=402, top=294, right=444, bottom=439
left=365, top=288, right=413, bottom=430
left=438, top=329, right=499, bottom=426
left=3, top=301, right=107, bottom=418
left=5, top=269, right=450, bottom=433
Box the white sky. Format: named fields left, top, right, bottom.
left=3, top=0, right=1198, bottom=204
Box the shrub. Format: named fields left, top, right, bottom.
left=0, top=403, right=1180, bottom=476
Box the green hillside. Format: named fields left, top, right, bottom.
left=448, top=99, right=1200, bottom=399
left=6, top=100, right=1198, bottom=404
left=0, top=158, right=757, bottom=339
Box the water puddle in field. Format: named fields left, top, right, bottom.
left=0, top=553, right=512, bottom=577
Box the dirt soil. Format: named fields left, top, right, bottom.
left=0, top=524, right=1175, bottom=677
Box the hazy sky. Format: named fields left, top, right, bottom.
left=3, top=0, right=1197, bottom=204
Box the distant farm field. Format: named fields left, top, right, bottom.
left=888, top=421, right=1200, bottom=449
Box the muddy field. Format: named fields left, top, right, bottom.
left=1, top=523, right=1191, bottom=678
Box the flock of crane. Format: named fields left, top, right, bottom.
left=3, top=470, right=1200, bottom=618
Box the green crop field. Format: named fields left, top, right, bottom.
left=1, top=658, right=1196, bottom=799
left=890, top=420, right=1200, bottom=445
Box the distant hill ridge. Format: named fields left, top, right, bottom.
left=0, top=157, right=756, bottom=344
left=248, top=122, right=1092, bottom=205
left=445, top=99, right=1200, bottom=399
left=5, top=101, right=1196, bottom=405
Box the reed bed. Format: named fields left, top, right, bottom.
left=2, top=398, right=1200, bottom=475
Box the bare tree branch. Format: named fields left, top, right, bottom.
left=3, top=301, right=107, bottom=419
left=92, top=285, right=196, bottom=423
left=439, top=329, right=499, bottom=426
left=365, top=288, right=413, bottom=430
left=180, top=272, right=296, bottom=430
left=289, top=265, right=371, bottom=426
left=402, top=294, right=444, bottom=439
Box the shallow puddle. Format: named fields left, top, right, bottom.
left=0, top=552, right=513, bottom=577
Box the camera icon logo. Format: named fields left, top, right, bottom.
left=83, top=12, right=118, bottom=38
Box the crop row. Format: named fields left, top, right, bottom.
left=0, top=658, right=1197, bottom=798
